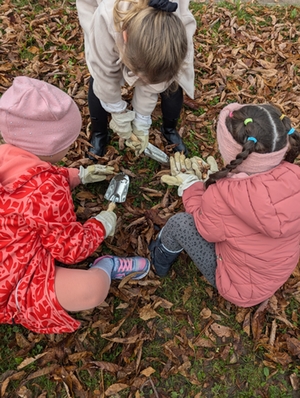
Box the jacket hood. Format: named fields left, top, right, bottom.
left=216, top=163, right=300, bottom=239
left=0, top=144, right=51, bottom=193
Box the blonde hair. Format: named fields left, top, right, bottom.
left=113, top=0, right=187, bottom=84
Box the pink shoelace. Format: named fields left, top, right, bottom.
left=115, top=258, right=134, bottom=272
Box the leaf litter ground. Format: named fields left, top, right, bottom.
left=0, top=0, right=300, bottom=397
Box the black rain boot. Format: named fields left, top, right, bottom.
left=149, top=235, right=182, bottom=277
left=161, top=117, right=188, bottom=155
left=160, top=85, right=188, bottom=155
left=87, top=77, right=110, bottom=159
left=88, top=130, right=110, bottom=158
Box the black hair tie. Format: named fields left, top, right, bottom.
left=149, top=0, right=178, bottom=12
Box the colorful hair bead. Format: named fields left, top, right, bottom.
left=244, top=118, right=253, bottom=126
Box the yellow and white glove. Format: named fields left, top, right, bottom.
left=190, top=156, right=219, bottom=181
left=109, top=110, right=135, bottom=140
left=79, top=165, right=115, bottom=184
left=94, top=210, right=117, bottom=237
left=129, top=118, right=150, bottom=156
left=207, top=156, right=219, bottom=172
left=161, top=152, right=200, bottom=197
left=162, top=173, right=200, bottom=197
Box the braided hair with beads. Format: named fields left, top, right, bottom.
left=205, top=104, right=300, bottom=188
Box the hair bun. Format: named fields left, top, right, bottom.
left=149, top=0, right=178, bottom=12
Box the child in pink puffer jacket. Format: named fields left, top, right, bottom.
left=150, top=103, right=300, bottom=307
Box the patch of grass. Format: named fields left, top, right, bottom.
left=11, top=0, right=44, bottom=12
left=0, top=325, right=27, bottom=373
left=185, top=130, right=203, bottom=156
left=189, top=2, right=206, bottom=24
left=19, top=48, right=36, bottom=60
left=78, top=369, right=100, bottom=390
left=290, top=8, right=298, bottom=19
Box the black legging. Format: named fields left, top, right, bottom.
left=88, top=76, right=183, bottom=128
left=88, top=77, right=108, bottom=133
left=160, top=86, right=183, bottom=120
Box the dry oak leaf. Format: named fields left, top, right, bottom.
left=105, top=383, right=129, bottom=396
left=141, top=367, right=156, bottom=377
left=68, top=351, right=93, bottom=363
left=210, top=323, right=232, bottom=338
left=17, top=352, right=48, bottom=370
left=242, top=311, right=251, bottom=337
left=251, top=299, right=269, bottom=341
left=26, top=364, right=60, bottom=381
left=89, top=361, right=121, bottom=373
left=144, top=209, right=166, bottom=227
left=152, top=296, right=174, bottom=310
left=286, top=336, right=300, bottom=358
left=102, top=332, right=144, bottom=344
left=182, top=286, right=193, bottom=304
left=193, top=336, right=215, bottom=348
left=264, top=351, right=293, bottom=367
left=139, top=303, right=161, bottom=321
left=290, top=373, right=300, bottom=391
left=1, top=371, right=26, bottom=397
left=15, top=332, right=31, bottom=349
left=75, top=190, right=96, bottom=200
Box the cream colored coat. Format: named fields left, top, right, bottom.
left=76, top=0, right=196, bottom=116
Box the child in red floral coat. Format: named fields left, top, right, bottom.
left=0, top=76, right=149, bottom=334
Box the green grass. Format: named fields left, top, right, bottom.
left=0, top=264, right=298, bottom=397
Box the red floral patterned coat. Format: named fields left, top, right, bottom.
left=0, top=144, right=106, bottom=334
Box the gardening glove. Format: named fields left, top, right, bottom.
left=161, top=153, right=200, bottom=197
left=129, top=118, right=150, bottom=156
left=170, top=152, right=196, bottom=176
left=109, top=110, right=135, bottom=140
left=161, top=172, right=200, bottom=197
left=190, top=156, right=209, bottom=180
left=94, top=210, right=117, bottom=237
left=207, top=156, right=219, bottom=172
left=190, top=155, right=219, bottom=181
left=79, top=165, right=115, bottom=184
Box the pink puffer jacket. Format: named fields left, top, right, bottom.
left=183, top=161, right=300, bottom=307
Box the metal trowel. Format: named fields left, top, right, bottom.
left=104, top=172, right=130, bottom=210
left=130, top=134, right=169, bottom=165
left=144, top=143, right=169, bottom=165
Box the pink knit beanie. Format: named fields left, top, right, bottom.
left=0, top=76, right=82, bottom=156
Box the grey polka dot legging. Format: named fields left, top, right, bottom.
left=160, top=212, right=217, bottom=287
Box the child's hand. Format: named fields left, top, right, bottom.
left=109, top=110, right=135, bottom=140
left=79, top=165, right=115, bottom=184
left=161, top=153, right=219, bottom=196
left=125, top=133, right=144, bottom=154
left=130, top=118, right=150, bottom=155
left=207, top=156, right=219, bottom=172
left=170, top=152, right=195, bottom=176
left=190, top=156, right=219, bottom=181
left=161, top=172, right=200, bottom=196
left=161, top=153, right=201, bottom=196
left=94, top=210, right=117, bottom=237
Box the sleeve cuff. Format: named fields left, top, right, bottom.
left=68, top=168, right=81, bottom=190
left=100, top=100, right=127, bottom=113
